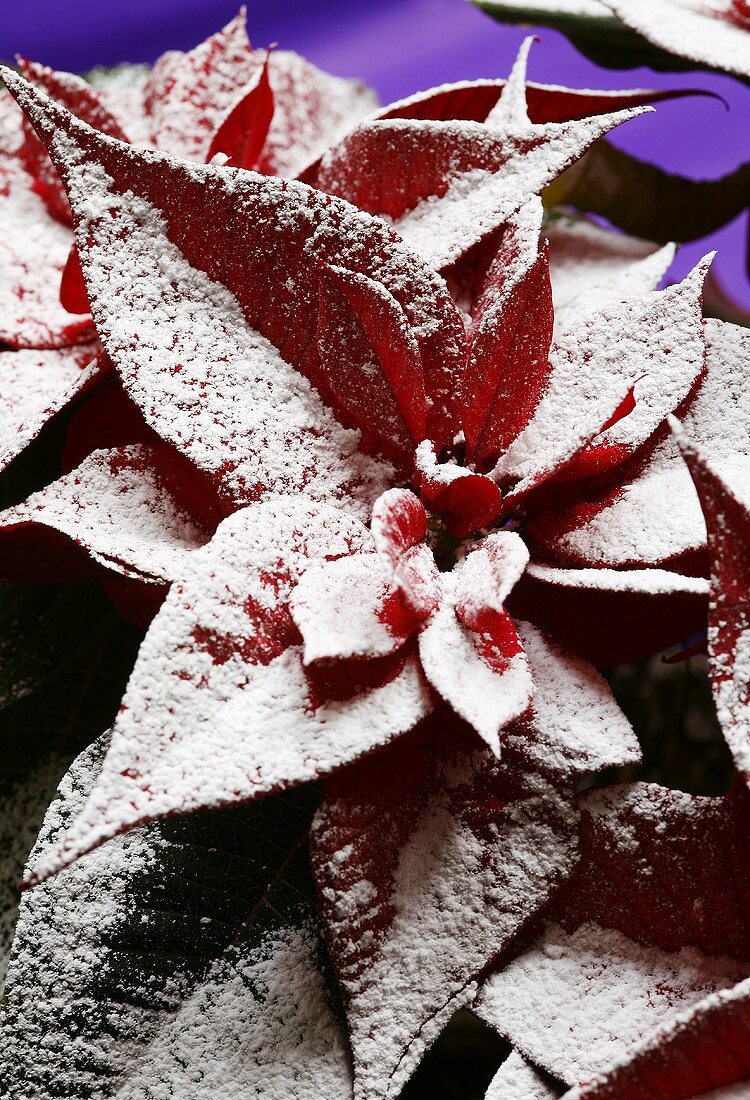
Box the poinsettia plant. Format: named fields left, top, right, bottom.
left=1, top=7, right=750, bottom=1099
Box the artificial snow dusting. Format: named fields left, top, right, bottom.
left=0, top=345, right=98, bottom=471
left=28, top=499, right=432, bottom=883
left=61, top=154, right=393, bottom=519
left=485, top=1050, right=558, bottom=1099
left=311, top=733, right=578, bottom=1100
left=607, top=0, right=750, bottom=79
left=477, top=921, right=750, bottom=1084
left=0, top=161, right=94, bottom=347
left=0, top=445, right=208, bottom=581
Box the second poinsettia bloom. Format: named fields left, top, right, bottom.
left=291, top=487, right=532, bottom=752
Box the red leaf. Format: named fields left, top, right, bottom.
left=6, top=69, right=465, bottom=496
left=0, top=444, right=210, bottom=582
left=496, top=257, right=709, bottom=512
left=312, top=52, right=648, bottom=270
left=310, top=716, right=578, bottom=1100
left=462, top=202, right=554, bottom=468
left=0, top=161, right=95, bottom=348
left=59, top=244, right=90, bottom=314
left=0, top=343, right=99, bottom=472
left=206, top=48, right=274, bottom=169
left=476, top=782, right=750, bottom=1091
left=675, top=427, right=750, bottom=786
left=510, top=565, right=708, bottom=667
left=18, top=57, right=130, bottom=225
left=379, top=78, right=716, bottom=126
left=317, top=264, right=429, bottom=453
left=25, top=498, right=432, bottom=885
left=142, top=10, right=256, bottom=161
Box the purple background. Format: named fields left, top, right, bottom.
left=3, top=0, right=747, bottom=298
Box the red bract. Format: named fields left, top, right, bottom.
left=2, top=15, right=749, bottom=1098
left=475, top=781, right=750, bottom=1094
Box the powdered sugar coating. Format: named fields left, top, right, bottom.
left=486, top=1051, right=557, bottom=1099
left=477, top=921, right=750, bottom=1084
left=29, top=498, right=432, bottom=883
left=606, top=0, right=750, bottom=79
left=0, top=345, right=98, bottom=471
left=0, top=162, right=94, bottom=348
left=0, top=445, right=208, bottom=581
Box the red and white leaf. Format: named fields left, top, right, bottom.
left=415, top=442, right=504, bottom=536
left=475, top=782, right=750, bottom=1088
left=206, top=49, right=274, bottom=170
left=142, top=10, right=256, bottom=160
left=312, top=68, right=647, bottom=270
left=674, top=429, right=750, bottom=785
left=311, top=718, right=578, bottom=1100
left=0, top=162, right=94, bottom=348
left=497, top=258, right=708, bottom=502
left=606, top=0, right=750, bottom=81
left=503, top=620, right=641, bottom=777
left=566, top=976, right=750, bottom=1099
left=27, top=498, right=432, bottom=885
left=528, top=318, right=749, bottom=570
left=256, top=49, right=378, bottom=178
left=487, top=1051, right=557, bottom=1099
left=0, top=344, right=99, bottom=471
left=548, top=215, right=676, bottom=332
left=378, top=77, right=711, bottom=127
left=0, top=444, right=209, bottom=582
left=19, top=58, right=130, bottom=223
left=7, top=68, right=468, bottom=489
left=462, top=199, right=554, bottom=467
left=290, top=553, right=414, bottom=662
left=371, top=489, right=443, bottom=617
left=418, top=599, right=532, bottom=752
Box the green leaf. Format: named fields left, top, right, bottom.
left=0, top=583, right=143, bottom=988
left=548, top=140, right=750, bottom=245
left=471, top=0, right=739, bottom=76
left=1, top=738, right=351, bottom=1099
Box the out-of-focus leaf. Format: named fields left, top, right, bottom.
left=548, top=139, right=750, bottom=244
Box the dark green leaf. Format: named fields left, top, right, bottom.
left=1, top=738, right=350, bottom=1099
left=471, top=0, right=737, bottom=76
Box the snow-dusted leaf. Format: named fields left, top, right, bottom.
left=0, top=161, right=94, bottom=348
left=311, top=715, right=579, bottom=1100
left=379, top=75, right=700, bottom=126
left=312, top=46, right=647, bottom=270
left=675, top=430, right=750, bottom=785
left=527, top=318, right=748, bottom=572
left=606, top=0, right=750, bottom=81
left=565, top=977, right=750, bottom=1098
left=18, top=58, right=130, bottom=223
left=0, top=584, right=143, bottom=992
left=0, top=344, right=99, bottom=473
left=462, top=200, right=553, bottom=467
left=0, top=445, right=210, bottom=583
left=471, top=0, right=710, bottom=73
left=503, top=620, right=640, bottom=775
left=7, top=69, right=472, bottom=490
left=27, top=498, right=431, bottom=884
left=486, top=1051, right=557, bottom=1099
left=475, top=782, right=750, bottom=1088
left=141, top=10, right=255, bottom=160
left=547, top=214, right=676, bottom=331
left=497, top=257, right=708, bottom=495
left=419, top=533, right=533, bottom=752
left=2, top=736, right=351, bottom=1100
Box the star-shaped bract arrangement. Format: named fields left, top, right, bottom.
left=2, top=11, right=750, bottom=1100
